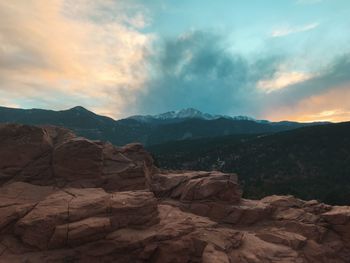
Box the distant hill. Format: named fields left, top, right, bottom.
left=0, top=106, right=326, bottom=146
left=148, top=122, right=350, bottom=205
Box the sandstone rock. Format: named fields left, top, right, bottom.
left=274, top=220, right=328, bottom=242
left=41, top=125, right=76, bottom=147
left=14, top=188, right=159, bottom=250
left=223, top=199, right=273, bottom=225
left=302, top=199, right=332, bottom=215
left=0, top=124, right=155, bottom=191
left=261, top=195, right=305, bottom=208
left=101, top=142, right=153, bottom=191
left=229, top=232, right=303, bottom=262
left=101, top=205, right=243, bottom=263
left=0, top=124, right=350, bottom=262
left=0, top=182, right=55, bottom=231
left=174, top=198, right=272, bottom=226
left=322, top=206, right=350, bottom=225
left=202, top=243, right=230, bottom=263
left=51, top=217, right=112, bottom=248
left=274, top=208, right=319, bottom=224
left=152, top=171, right=241, bottom=203
left=256, top=228, right=307, bottom=249
left=0, top=124, right=52, bottom=177
left=53, top=138, right=104, bottom=183
left=302, top=239, right=350, bottom=263
left=322, top=206, right=350, bottom=245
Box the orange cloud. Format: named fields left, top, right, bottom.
left=264, top=85, right=350, bottom=122
left=0, top=0, right=153, bottom=118
left=258, top=71, right=315, bottom=93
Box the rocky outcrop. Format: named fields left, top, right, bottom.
left=0, top=124, right=154, bottom=190
left=0, top=124, right=350, bottom=262
left=150, top=171, right=241, bottom=203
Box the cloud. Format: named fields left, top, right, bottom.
left=257, top=71, right=315, bottom=93
left=259, top=55, right=350, bottom=121
left=133, top=30, right=350, bottom=122
left=271, top=23, right=319, bottom=37
left=0, top=0, right=153, bottom=118
left=132, top=31, right=281, bottom=116
left=264, top=85, right=350, bottom=122
left=1, top=2, right=349, bottom=123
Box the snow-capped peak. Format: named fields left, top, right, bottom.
left=127, top=108, right=259, bottom=123
left=156, top=108, right=214, bottom=120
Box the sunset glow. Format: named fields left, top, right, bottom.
left=1, top=0, right=349, bottom=122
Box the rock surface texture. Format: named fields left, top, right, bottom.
left=0, top=124, right=349, bottom=262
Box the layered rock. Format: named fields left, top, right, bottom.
left=0, top=124, right=350, bottom=262
left=13, top=187, right=158, bottom=250
left=0, top=124, right=154, bottom=190
left=150, top=171, right=241, bottom=203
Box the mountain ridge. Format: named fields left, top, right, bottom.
left=127, top=107, right=260, bottom=122
left=0, top=105, right=331, bottom=146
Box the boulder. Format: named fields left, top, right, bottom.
left=53, top=138, right=104, bottom=183
left=14, top=188, right=159, bottom=250
left=322, top=206, right=350, bottom=244
left=0, top=124, right=155, bottom=191
left=256, top=228, right=307, bottom=249
left=101, top=142, right=152, bottom=191
left=261, top=195, right=305, bottom=208
left=151, top=171, right=241, bottom=203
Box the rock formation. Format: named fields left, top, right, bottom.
left=0, top=124, right=349, bottom=262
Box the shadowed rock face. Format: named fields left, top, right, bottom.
left=0, top=124, right=350, bottom=262
left=0, top=124, right=154, bottom=190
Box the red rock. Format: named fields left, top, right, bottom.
left=0, top=124, right=154, bottom=191
left=0, top=182, right=55, bottom=231
left=152, top=171, right=241, bottom=203
left=256, top=228, right=307, bottom=249
left=322, top=206, right=350, bottom=246
left=322, top=206, right=350, bottom=225
left=53, top=138, right=104, bottom=183
left=0, top=124, right=52, bottom=177
left=0, top=124, right=349, bottom=262
left=14, top=188, right=159, bottom=250
left=261, top=195, right=305, bottom=208
left=202, top=243, right=230, bottom=263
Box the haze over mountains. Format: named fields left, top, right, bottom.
left=0, top=105, right=327, bottom=146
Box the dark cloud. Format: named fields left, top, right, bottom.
left=266, top=54, right=350, bottom=108
left=133, top=30, right=350, bottom=120
left=134, top=31, right=281, bottom=115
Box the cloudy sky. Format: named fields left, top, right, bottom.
left=1, top=0, right=350, bottom=121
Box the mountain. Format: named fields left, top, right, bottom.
left=129, top=108, right=217, bottom=122
left=0, top=105, right=327, bottom=146
left=128, top=107, right=260, bottom=123
left=148, top=122, right=350, bottom=205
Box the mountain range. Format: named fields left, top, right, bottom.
left=128, top=107, right=260, bottom=123
left=0, top=105, right=327, bottom=146
left=1, top=105, right=349, bottom=204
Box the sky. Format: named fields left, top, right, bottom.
left=0, top=0, right=350, bottom=122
